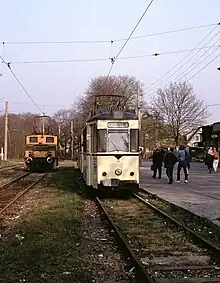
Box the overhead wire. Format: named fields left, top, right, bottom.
left=147, top=47, right=220, bottom=98
left=106, top=0, right=155, bottom=78
left=1, top=23, right=218, bottom=45
left=175, top=36, right=220, bottom=81
left=144, top=23, right=220, bottom=92
left=6, top=44, right=219, bottom=65
left=1, top=100, right=70, bottom=108
left=0, top=55, right=44, bottom=114
left=171, top=29, right=220, bottom=81
left=186, top=52, right=220, bottom=81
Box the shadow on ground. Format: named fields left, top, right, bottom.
left=0, top=166, right=131, bottom=283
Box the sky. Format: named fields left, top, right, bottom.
left=0, top=0, right=219, bottom=123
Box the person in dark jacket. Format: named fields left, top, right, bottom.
left=152, top=148, right=163, bottom=179
left=205, top=147, right=214, bottom=173
left=164, top=148, right=178, bottom=184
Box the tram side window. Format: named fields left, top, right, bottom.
left=82, top=130, right=87, bottom=153
left=98, top=130, right=107, bottom=152
left=130, top=129, right=139, bottom=152
left=93, top=125, right=98, bottom=152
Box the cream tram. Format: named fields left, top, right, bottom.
left=79, top=108, right=140, bottom=193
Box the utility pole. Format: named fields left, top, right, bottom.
left=137, top=86, right=141, bottom=130
left=58, top=124, right=61, bottom=149
left=70, top=121, right=74, bottom=159
left=4, top=101, right=8, bottom=161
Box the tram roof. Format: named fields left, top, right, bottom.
left=87, top=110, right=138, bottom=122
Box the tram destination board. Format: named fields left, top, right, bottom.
left=107, top=122, right=129, bottom=128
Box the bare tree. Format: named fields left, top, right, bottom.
left=151, top=81, right=208, bottom=145
left=78, top=75, right=144, bottom=119
left=0, top=112, right=38, bottom=158
left=140, top=111, right=173, bottom=151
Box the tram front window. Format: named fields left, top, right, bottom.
left=108, top=131, right=129, bottom=152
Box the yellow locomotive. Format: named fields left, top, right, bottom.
left=24, top=115, right=58, bottom=171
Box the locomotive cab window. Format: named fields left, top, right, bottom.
left=46, top=137, right=54, bottom=143
left=130, top=129, right=139, bottom=152
left=29, top=136, right=38, bottom=143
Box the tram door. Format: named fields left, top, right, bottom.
left=86, top=124, right=92, bottom=186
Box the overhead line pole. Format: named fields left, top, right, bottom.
left=137, top=86, right=141, bottom=130
left=4, top=101, right=8, bottom=161
left=71, top=121, right=74, bottom=159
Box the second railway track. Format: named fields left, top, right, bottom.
left=0, top=172, right=46, bottom=217
left=96, top=194, right=220, bottom=283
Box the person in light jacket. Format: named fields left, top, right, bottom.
left=175, top=145, right=189, bottom=183
left=212, top=147, right=219, bottom=172
left=205, top=147, right=214, bottom=173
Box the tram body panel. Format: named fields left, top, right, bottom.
left=97, top=154, right=139, bottom=187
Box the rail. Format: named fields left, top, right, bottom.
left=95, top=197, right=153, bottom=282
left=0, top=172, right=31, bottom=190
left=96, top=193, right=220, bottom=282
left=0, top=173, right=46, bottom=216
left=0, top=164, right=23, bottom=172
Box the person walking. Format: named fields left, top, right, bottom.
left=175, top=145, right=189, bottom=183
left=213, top=147, right=219, bottom=172
left=164, top=148, right=178, bottom=184
left=205, top=147, right=214, bottom=173
left=152, top=148, right=163, bottom=179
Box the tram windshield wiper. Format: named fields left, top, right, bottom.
left=109, top=139, right=120, bottom=151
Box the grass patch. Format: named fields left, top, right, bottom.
left=0, top=167, right=92, bottom=283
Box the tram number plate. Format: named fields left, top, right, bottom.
left=111, top=179, right=119, bottom=187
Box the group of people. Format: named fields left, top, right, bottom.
left=151, top=146, right=190, bottom=184
left=205, top=146, right=219, bottom=173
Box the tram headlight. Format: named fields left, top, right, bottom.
left=115, top=168, right=122, bottom=176
left=47, top=157, right=53, bottom=164
left=26, top=157, right=33, bottom=164
left=102, top=172, right=107, bottom=176
left=130, top=172, right=134, bottom=176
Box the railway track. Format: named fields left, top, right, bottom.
left=96, top=194, right=220, bottom=282
left=0, top=172, right=46, bottom=217
left=0, top=163, right=23, bottom=172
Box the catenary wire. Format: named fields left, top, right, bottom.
left=147, top=50, right=220, bottom=97
left=2, top=23, right=218, bottom=45
left=170, top=29, right=220, bottom=81
left=174, top=37, right=220, bottom=81
left=0, top=55, right=44, bottom=114
left=144, top=24, right=220, bottom=92
left=1, top=100, right=70, bottom=108
left=106, top=0, right=155, bottom=78
left=186, top=52, right=220, bottom=81
left=5, top=44, right=219, bottom=65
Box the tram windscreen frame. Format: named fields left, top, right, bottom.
left=97, top=128, right=139, bottom=153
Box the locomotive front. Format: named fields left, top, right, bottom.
left=24, top=115, right=58, bottom=171
left=24, top=134, right=58, bottom=171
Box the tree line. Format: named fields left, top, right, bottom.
left=0, top=75, right=207, bottom=158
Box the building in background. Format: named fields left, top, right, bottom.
left=202, top=122, right=220, bottom=150
left=186, top=127, right=202, bottom=147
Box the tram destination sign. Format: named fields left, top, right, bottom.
left=107, top=122, right=129, bottom=128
